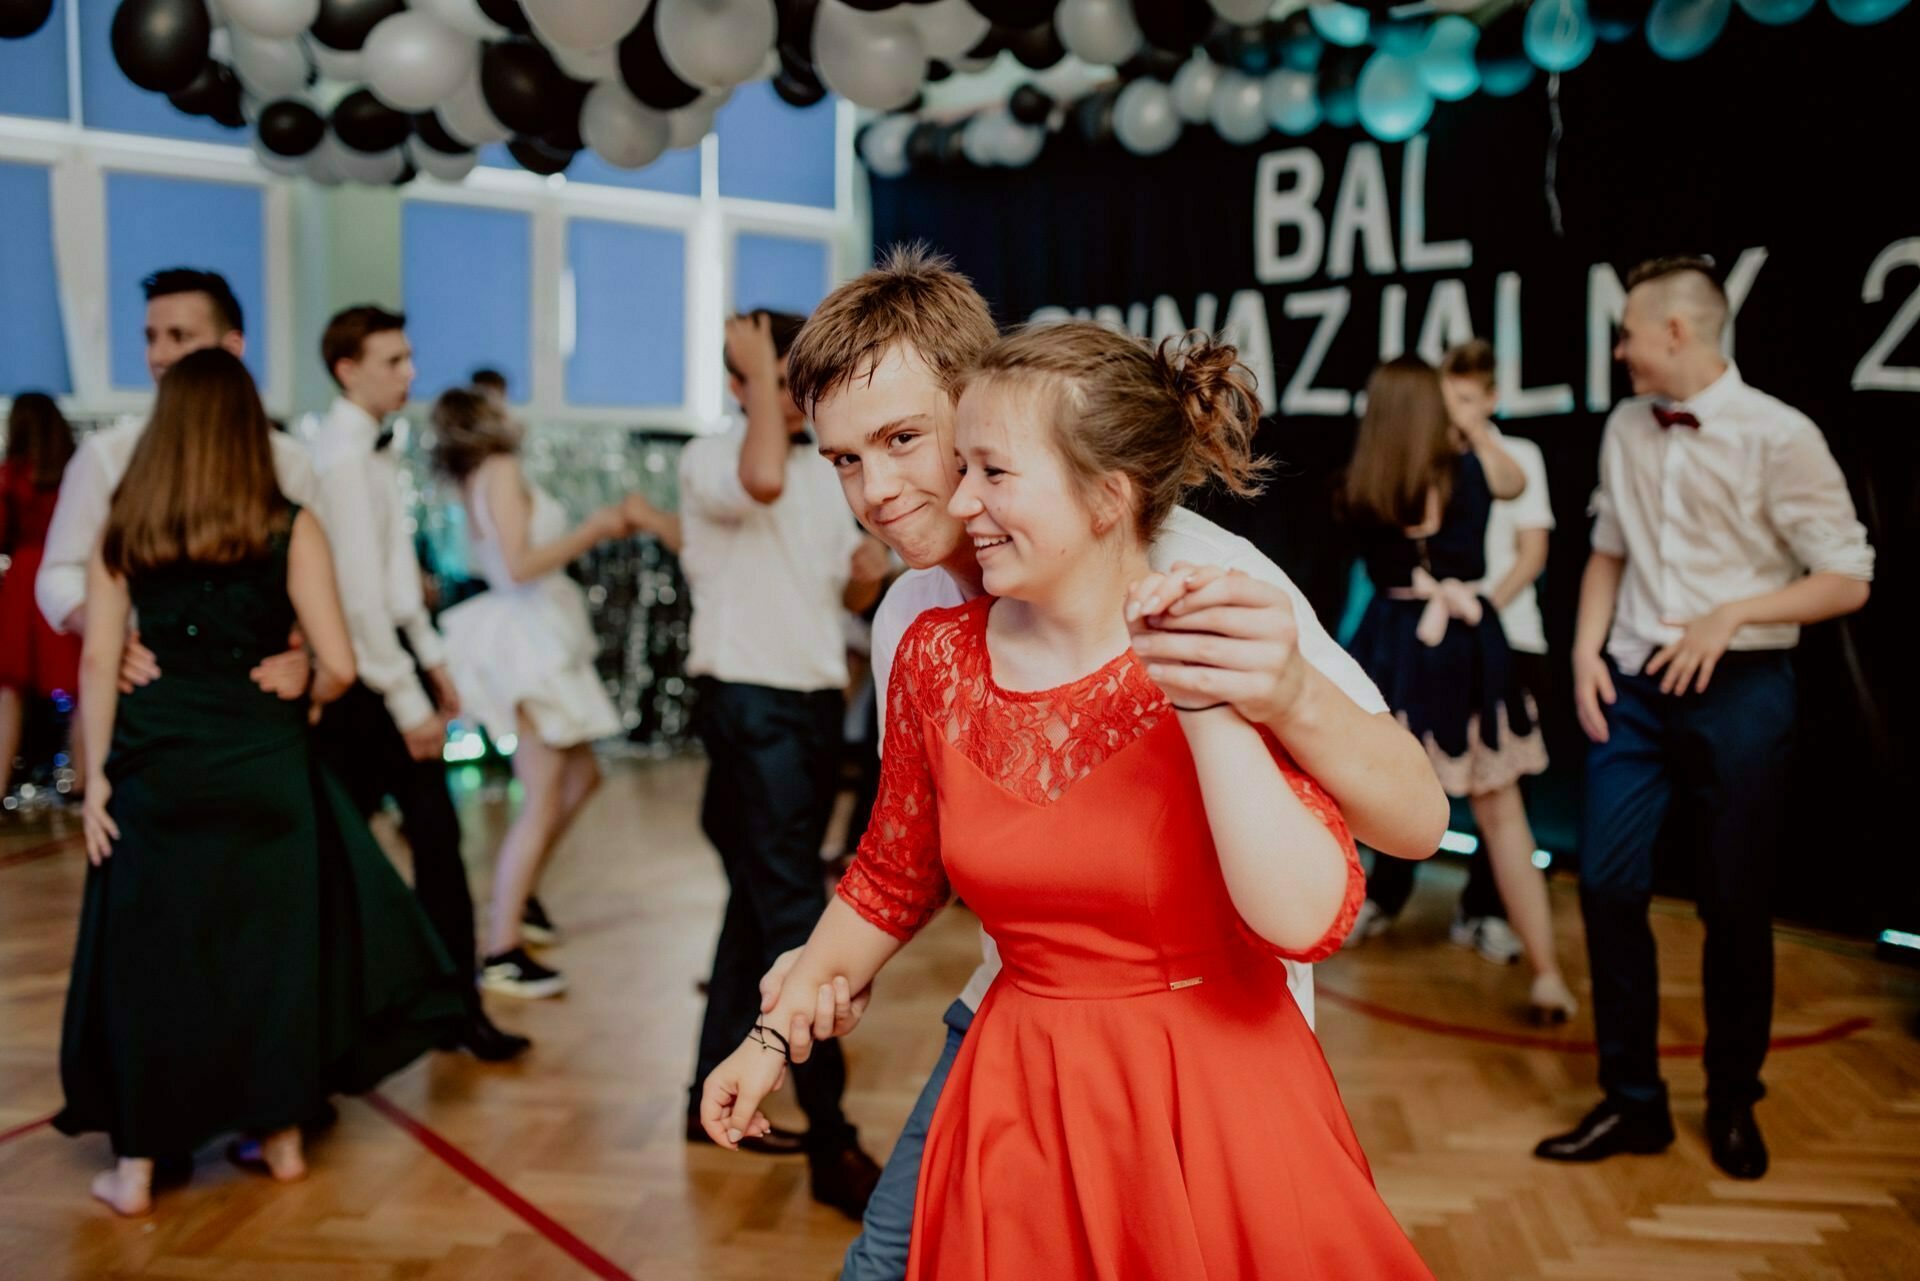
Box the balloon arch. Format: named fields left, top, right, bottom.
left=0, top=0, right=1910, bottom=186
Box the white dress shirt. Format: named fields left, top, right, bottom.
left=36, top=415, right=316, bottom=633
left=1476, top=428, right=1555, bottom=656
left=307, top=397, right=446, bottom=731
left=868, top=505, right=1391, bottom=1023
left=1589, top=365, right=1875, bottom=673
left=678, top=426, right=864, bottom=693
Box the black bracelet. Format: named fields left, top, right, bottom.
left=748, top=1023, right=792, bottom=1062
left=1172, top=701, right=1229, bottom=713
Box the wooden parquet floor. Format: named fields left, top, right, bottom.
left=3, top=754, right=1919, bottom=1279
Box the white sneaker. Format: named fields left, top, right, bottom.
left=1342, top=899, right=1394, bottom=949
left=479, top=947, right=568, bottom=999
left=1451, top=912, right=1525, bottom=965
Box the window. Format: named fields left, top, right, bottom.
left=78, top=0, right=239, bottom=143
left=401, top=201, right=532, bottom=402
left=104, top=172, right=265, bottom=390
left=717, top=81, right=836, bottom=210
left=0, top=0, right=68, bottom=121
left=0, top=161, right=71, bottom=394
left=566, top=218, right=685, bottom=407
left=733, top=232, right=830, bottom=316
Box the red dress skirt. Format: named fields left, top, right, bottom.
left=0, top=465, right=81, bottom=699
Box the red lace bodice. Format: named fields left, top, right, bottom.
left=837, top=599, right=1362, bottom=961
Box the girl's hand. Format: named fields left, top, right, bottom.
left=1127, top=564, right=1308, bottom=725
left=82, top=779, right=119, bottom=866
left=698, top=1035, right=788, bottom=1150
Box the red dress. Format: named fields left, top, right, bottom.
left=0, top=461, right=81, bottom=699
left=839, top=599, right=1432, bottom=1280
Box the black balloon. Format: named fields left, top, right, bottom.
left=971, top=0, right=1055, bottom=25
left=1132, top=0, right=1211, bottom=52
left=332, top=87, right=412, bottom=151
left=773, top=63, right=827, bottom=107
left=906, top=121, right=965, bottom=166
left=964, top=28, right=1004, bottom=59
left=1274, top=10, right=1320, bottom=72
left=1008, top=83, right=1053, bottom=125
left=413, top=112, right=468, bottom=155
left=1117, top=43, right=1185, bottom=81
left=1203, top=19, right=1274, bottom=74
left=478, top=0, right=532, bottom=34
left=775, top=0, right=820, bottom=65
left=310, top=0, right=404, bottom=52
left=540, top=75, right=592, bottom=152
left=481, top=39, right=571, bottom=136
left=837, top=0, right=901, bottom=9
left=1002, top=20, right=1064, bottom=69
left=258, top=98, right=326, bottom=157
left=924, top=58, right=952, bottom=81
left=1476, top=4, right=1528, bottom=63
left=173, top=60, right=244, bottom=127
left=0, top=0, right=54, bottom=40
left=1073, top=85, right=1118, bottom=144
left=1316, top=45, right=1364, bottom=129
left=110, top=0, right=212, bottom=95
left=390, top=159, right=418, bottom=186
left=617, top=3, right=700, bottom=111
left=507, top=135, right=575, bottom=175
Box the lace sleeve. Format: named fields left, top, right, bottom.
left=836, top=618, right=950, bottom=941
left=1254, top=730, right=1365, bottom=964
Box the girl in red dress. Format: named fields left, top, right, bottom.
left=1, top=393, right=83, bottom=803
left=702, top=323, right=1432, bottom=1279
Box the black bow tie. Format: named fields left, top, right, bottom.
left=374, top=427, right=395, bottom=452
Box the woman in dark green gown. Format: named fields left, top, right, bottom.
left=57, top=350, right=466, bottom=1215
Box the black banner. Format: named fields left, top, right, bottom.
left=871, top=9, right=1920, bottom=937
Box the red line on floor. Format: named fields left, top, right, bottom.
left=0, top=834, right=80, bottom=871
left=362, top=1090, right=636, bottom=1281
left=1316, top=986, right=1872, bottom=1056
left=0, top=1114, right=54, bottom=1147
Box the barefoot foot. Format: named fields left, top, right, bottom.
left=90, top=1160, right=154, bottom=1216
left=259, top=1127, right=306, bottom=1182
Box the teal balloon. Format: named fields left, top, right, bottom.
left=1356, top=50, right=1433, bottom=141
left=1418, top=15, right=1480, bottom=101
left=1646, top=0, right=1731, bottom=60
left=1372, top=16, right=1429, bottom=55
left=1262, top=68, right=1320, bottom=135
left=1828, top=0, right=1910, bottom=23
left=1525, top=0, right=1596, bottom=71
left=1736, top=0, right=1816, bottom=22
left=1477, top=56, right=1536, bottom=96
left=1309, top=3, right=1370, bottom=48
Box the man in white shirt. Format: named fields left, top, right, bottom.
left=36, top=269, right=312, bottom=702
left=1537, top=257, right=1874, bottom=1179
left=769, top=247, right=1449, bottom=1281
left=680, top=311, right=886, bottom=1216
left=305, top=305, right=528, bottom=1063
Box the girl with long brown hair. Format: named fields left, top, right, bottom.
left=57, top=349, right=464, bottom=1216
left=1, top=393, right=83, bottom=802
left=1340, top=355, right=1576, bottom=1023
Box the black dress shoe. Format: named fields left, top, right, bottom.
left=685, top=1117, right=807, bottom=1155
left=1707, top=1102, right=1768, bottom=1179
left=1535, top=1097, right=1675, bottom=1162
left=808, top=1139, right=882, bottom=1221
left=458, top=1009, right=532, bottom=1062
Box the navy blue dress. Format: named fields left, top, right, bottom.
left=1347, top=453, right=1547, bottom=797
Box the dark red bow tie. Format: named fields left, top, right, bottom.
left=1653, top=406, right=1700, bottom=431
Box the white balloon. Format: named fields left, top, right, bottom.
left=994, top=118, right=1045, bottom=168
left=1208, top=69, right=1267, bottom=144
left=230, top=29, right=311, bottom=98
left=363, top=12, right=479, bottom=114
left=305, top=141, right=345, bottom=185
left=1208, top=0, right=1273, bottom=23
left=210, top=28, right=233, bottom=62
left=414, top=0, right=509, bottom=41
left=439, top=66, right=511, bottom=145
left=910, top=0, right=991, bottom=60
left=667, top=100, right=719, bottom=149
left=657, top=0, right=777, bottom=90
left=306, top=38, right=364, bottom=84
left=408, top=136, right=480, bottom=180
left=1170, top=55, right=1221, bottom=123
left=814, top=1, right=926, bottom=111
left=952, top=53, right=995, bottom=73
left=252, top=133, right=309, bottom=176
left=320, top=134, right=407, bottom=183
left=525, top=0, right=650, bottom=51
left=581, top=80, right=671, bottom=168
left=960, top=111, right=1001, bottom=166
left=1113, top=77, right=1180, bottom=155
left=550, top=40, right=621, bottom=82
left=1261, top=67, right=1318, bottom=134
left=1055, top=0, right=1142, bottom=66
left=859, top=113, right=913, bottom=177
left=223, top=0, right=320, bottom=41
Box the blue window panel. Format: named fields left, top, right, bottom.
left=717, top=81, right=836, bottom=209
left=480, top=142, right=701, bottom=196
left=0, top=162, right=72, bottom=395
left=78, top=0, right=240, bottom=142
left=566, top=219, right=684, bottom=407
left=104, top=173, right=265, bottom=390
left=733, top=233, right=829, bottom=316
left=0, top=0, right=68, bottom=121
left=401, top=201, right=531, bottom=402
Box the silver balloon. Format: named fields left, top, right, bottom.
left=407, top=135, right=480, bottom=180
left=814, top=0, right=926, bottom=111
left=305, top=140, right=346, bottom=185
left=994, top=117, right=1045, bottom=168
left=252, top=132, right=309, bottom=176
left=1262, top=67, right=1317, bottom=134
left=439, top=66, right=511, bottom=146
left=657, top=0, right=777, bottom=90
left=952, top=53, right=995, bottom=73
left=1056, top=0, right=1142, bottom=66
left=666, top=99, right=719, bottom=149
left=911, top=0, right=991, bottom=59
left=230, top=29, right=311, bottom=98
left=550, top=40, right=621, bottom=82
left=414, top=0, right=509, bottom=41
left=363, top=12, right=479, bottom=114
left=1208, top=68, right=1267, bottom=144
left=1208, top=0, right=1272, bottom=22
left=319, top=134, right=407, bottom=183
left=524, top=0, right=650, bottom=52
left=1113, top=76, right=1180, bottom=155
left=859, top=113, right=913, bottom=177
left=306, top=38, right=365, bottom=83
left=1170, top=55, right=1221, bottom=123
left=581, top=79, right=670, bottom=168
left=223, top=0, right=320, bottom=40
